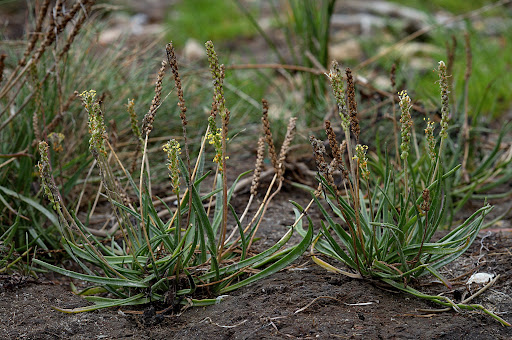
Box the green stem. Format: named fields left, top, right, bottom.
left=411, top=210, right=428, bottom=268
left=354, top=167, right=366, bottom=263
left=366, top=178, right=377, bottom=258
left=384, top=279, right=511, bottom=327
left=218, top=116, right=229, bottom=264
left=432, top=138, right=445, bottom=185
left=175, top=191, right=181, bottom=286
left=403, top=157, right=409, bottom=202
left=138, top=135, right=156, bottom=263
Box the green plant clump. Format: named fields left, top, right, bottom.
left=296, top=60, right=509, bottom=326
left=34, top=41, right=312, bottom=313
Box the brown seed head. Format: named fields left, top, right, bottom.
left=325, top=120, right=341, bottom=163
left=261, top=99, right=278, bottom=172
left=445, top=35, right=457, bottom=81
left=166, top=42, right=188, bottom=127
left=325, top=120, right=349, bottom=180
left=310, top=136, right=328, bottom=176
left=142, top=59, right=167, bottom=136
left=251, top=136, right=265, bottom=196
left=58, top=1, right=93, bottom=59
left=277, top=117, right=298, bottom=179
left=420, top=188, right=431, bottom=213
left=310, top=136, right=337, bottom=190
left=21, top=0, right=50, bottom=65
left=345, top=68, right=360, bottom=142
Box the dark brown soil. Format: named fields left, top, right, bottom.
left=1, top=183, right=511, bottom=340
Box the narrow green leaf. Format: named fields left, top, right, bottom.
left=198, top=224, right=294, bottom=281
left=0, top=186, right=59, bottom=229
left=33, top=259, right=148, bottom=288
left=54, top=293, right=147, bottom=313
left=219, top=216, right=313, bottom=294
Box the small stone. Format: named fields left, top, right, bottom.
left=183, top=39, right=206, bottom=62
left=372, top=75, right=391, bottom=90
left=329, top=39, right=363, bottom=62
left=467, top=272, right=495, bottom=286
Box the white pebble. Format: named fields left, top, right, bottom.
left=467, top=272, right=495, bottom=286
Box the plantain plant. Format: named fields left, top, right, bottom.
left=34, top=42, right=312, bottom=313
left=295, top=60, right=509, bottom=326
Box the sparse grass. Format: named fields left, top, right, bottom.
left=0, top=0, right=98, bottom=263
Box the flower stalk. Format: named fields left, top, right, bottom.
left=433, top=61, right=450, bottom=183
left=206, top=41, right=230, bottom=263
left=399, top=90, right=413, bottom=198
left=163, top=139, right=182, bottom=283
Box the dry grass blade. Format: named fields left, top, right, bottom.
left=294, top=296, right=341, bottom=314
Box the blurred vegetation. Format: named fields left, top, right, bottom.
left=165, top=0, right=256, bottom=47
left=389, top=0, right=504, bottom=15
left=360, top=22, right=512, bottom=118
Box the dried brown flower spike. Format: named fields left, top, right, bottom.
left=325, top=120, right=347, bottom=175
left=345, top=68, right=360, bottom=143
left=277, top=117, right=298, bottom=179
left=142, top=59, right=167, bottom=136
left=250, top=136, right=265, bottom=196
left=261, top=99, right=279, bottom=173
left=166, top=42, right=188, bottom=127
left=390, top=63, right=397, bottom=90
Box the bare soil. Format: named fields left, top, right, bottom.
left=1, top=182, right=511, bottom=339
